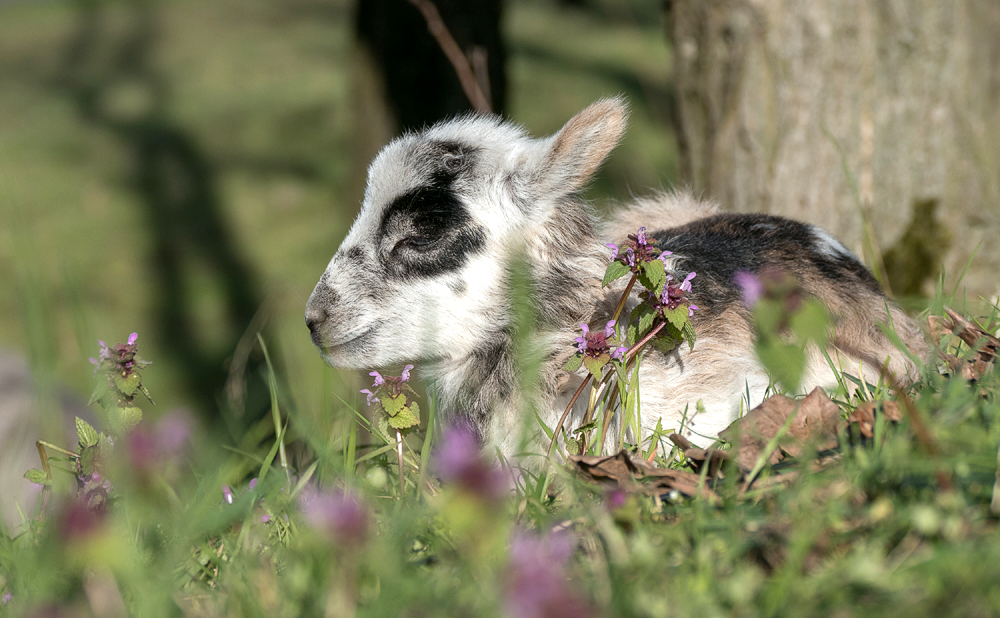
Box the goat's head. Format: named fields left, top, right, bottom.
left=305, top=98, right=628, bottom=369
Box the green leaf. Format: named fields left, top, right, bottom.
left=661, top=305, right=689, bottom=331
left=756, top=339, right=805, bottom=393
left=637, top=305, right=656, bottom=337
left=639, top=259, right=667, bottom=295
left=571, top=420, right=599, bottom=436
left=790, top=298, right=831, bottom=347
left=381, top=394, right=406, bottom=417
left=113, top=372, right=141, bottom=397
left=682, top=321, right=697, bottom=351
left=76, top=416, right=99, bottom=449
left=80, top=444, right=99, bottom=475
left=602, top=260, right=630, bottom=287
left=24, top=469, right=50, bottom=485
left=376, top=415, right=391, bottom=443
left=109, top=405, right=142, bottom=435
left=650, top=335, right=678, bottom=354
left=582, top=353, right=609, bottom=379
left=564, top=353, right=584, bottom=373
left=388, top=405, right=420, bottom=430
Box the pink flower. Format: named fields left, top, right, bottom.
left=434, top=423, right=508, bottom=501
left=298, top=486, right=371, bottom=547
left=734, top=270, right=762, bottom=307
left=505, top=531, right=594, bottom=618
left=222, top=485, right=233, bottom=504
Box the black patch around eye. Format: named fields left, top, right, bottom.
left=389, top=225, right=487, bottom=279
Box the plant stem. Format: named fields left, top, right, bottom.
left=611, top=273, right=638, bottom=323
left=547, top=374, right=592, bottom=458
left=395, top=429, right=406, bottom=498
left=626, top=320, right=667, bottom=361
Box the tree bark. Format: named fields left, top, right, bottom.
left=668, top=0, right=1000, bottom=300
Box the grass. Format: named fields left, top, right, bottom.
left=1, top=301, right=999, bottom=617
left=3, top=1, right=1000, bottom=616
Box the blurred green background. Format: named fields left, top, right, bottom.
left=0, top=0, right=677, bottom=436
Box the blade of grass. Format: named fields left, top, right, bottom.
left=257, top=334, right=290, bottom=488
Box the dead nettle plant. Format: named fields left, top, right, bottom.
left=550, top=227, right=699, bottom=459
left=25, top=333, right=154, bottom=518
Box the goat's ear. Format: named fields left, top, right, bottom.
left=541, top=97, right=628, bottom=193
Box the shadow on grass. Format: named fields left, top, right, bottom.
left=55, top=0, right=274, bottom=435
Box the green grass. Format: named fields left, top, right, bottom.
left=7, top=2, right=999, bottom=616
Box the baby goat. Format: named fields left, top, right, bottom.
left=305, top=98, right=926, bottom=460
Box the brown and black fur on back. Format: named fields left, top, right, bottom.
left=648, top=212, right=925, bottom=382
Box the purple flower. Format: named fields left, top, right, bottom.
left=222, top=485, right=233, bottom=504
left=606, top=488, right=627, bottom=509
left=679, top=271, right=696, bottom=292
left=127, top=332, right=138, bottom=346
left=1, top=591, right=10, bottom=605
left=400, top=364, right=414, bottom=382
left=657, top=250, right=673, bottom=265
left=369, top=371, right=385, bottom=387
left=610, top=345, right=627, bottom=360
left=261, top=514, right=270, bottom=523
left=574, top=321, right=625, bottom=363
left=298, top=486, right=371, bottom=547
left=359, top=388, right=377, bottom=406
left=434, top=423, right=508, bottom=501
left=605, top=243, right=619, bottom=260
left=636, top=226, right=647, bottom=245
left=248, top=478, right=258, bottom=492
left=624, top=248, right=636, bottom=268
left=734, top=270, right=762, bottom=307
left=59, top=498, right=105, bottom=542
left=505, top=531, right=593, bottom=618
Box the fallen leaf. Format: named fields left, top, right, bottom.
left=848, top=401, right=903, bottom=439
left=719, top=388, right=842, bottom=471
left=569, top=450, right=717, bottom=501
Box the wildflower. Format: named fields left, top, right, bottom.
left=734, top=270, right=763, bottom=307
left=1, top=591, right=9, bottom=605
left=60, top=498, right=105, bottom=542
left=222, top=485, right=233, bottom=504
left=505, top=531, right=594, bottom=618
left=360, top=365, right=414, bottom=405
left=574, top=321, right=627, bottom=360
left=298, top=486, right=371, bottom=548
left=609, top=226, right=665, bottom=271
left=248, top=478, right=258, bottom=491
left=645, top=271, right=698, bottom=317
left=434, top=423, right=508, bottom=501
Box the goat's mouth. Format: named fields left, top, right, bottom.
left=317, top=326, right=377, bottom=358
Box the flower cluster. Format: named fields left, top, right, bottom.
left=606, top=226, right=670, bottom=271
left=361, top=365, right=420, bottom=436
left=566, top=320, right=628, bottom=378
left=644, top=271, right=699, bottom=318
left=88, top=332, right=153, bottom=436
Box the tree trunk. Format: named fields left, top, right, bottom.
left=356, top=0, right=506, bottom=132
left=668, top=0, right=1000, bottom=301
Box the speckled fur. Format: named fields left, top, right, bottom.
left=306, top=99, right=927, bottom=461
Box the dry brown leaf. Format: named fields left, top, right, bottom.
left=848, top=401, right=903, bottom=439
left=569, top=450, right=717, bottom=500
left=719, top=388, right=842, bottom=471
left=944, top=307, right=1000, bottom=362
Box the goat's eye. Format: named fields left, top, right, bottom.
left=395, top=236, right=438, bottom=252
left=441, top=153, right=463, bottom=171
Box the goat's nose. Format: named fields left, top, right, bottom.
left=305, top=305, right=328, bottom=335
